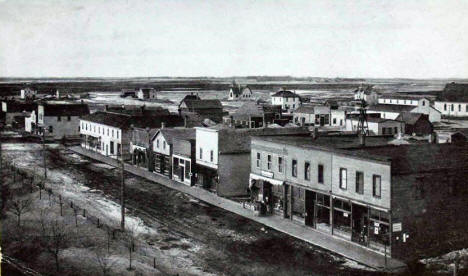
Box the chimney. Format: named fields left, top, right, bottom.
left=161, top=122, right=165, bottom=129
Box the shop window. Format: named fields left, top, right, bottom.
left=355, top=171, right=364, bottom=194
left=267, top=155, right=272, bottom=170
left=292, top=159, right=297, bottom=177
left=333, top=198, right=352, bottom=236
left=304, top=162, right=310, bottom=180
left=318, top=164, right=324, bottom=184
left=339, top=168, right=347, bottom=189
left=373, top=175, right=381, bottom=198
left=278, top=157, right=283, bottom=173
left=316, top=194, right=331, bottom=229
left=256, top=152, right=261, bottom=168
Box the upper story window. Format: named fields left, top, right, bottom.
left=451, top=104, right=454, bottom=111
left=116, top=130, right=119, bottom=139
left=355, top=171, right=364, bottom=194
left=256, top=152, right=261, bottom=168
left=318, top=164, right=324, bottom=184
left=107, top=128, right=109, bottom=136
left=267, top=155, right=272, bottom=170
left=67, top=116, right=71, bottom=121
left=444, top=104, right=447, bottom=111
left=57, top=116, right=61, bottom=121
left=112, top=129, right=114, bottom=138
left=278, top=157, right=283, bottom=173
left=163, top=141, right=166, bottom=150
left=48, top=126, right=53, bottom=133
left=466, top=105, right=468, bottom=112
left=459, top=104, right=462, bottom=112
left=210, top=150, right=214, bottom=162
left=304, top=162, right=310, bottom=180
left=156, top=139, right=159, bottom=148
left=422, top=101, right=425, bottom=106
left=339, top=168, right=347, bottom=189
left=199, top=148, right=203, bottom=159
left=373, top=175, right=381, bottom=198
left=292, top=159, right=297, bottom=177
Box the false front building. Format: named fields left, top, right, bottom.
left=250, top=135, right=468, bottom=261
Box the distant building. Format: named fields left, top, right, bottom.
left=129, top=127, right=159, bottom=171
left=225, top=101, right=282, bottom=128
left=330, top=109, right=347, bottom=128
left=271, top=90, right=301, bottom=113
left=293, top=105, right=330, bottom=126
left=228, top=81, right=253, bottom=100
left=120, top=89, right=136, bottom=98
left=249, top=135, right=468, bottom=261
left=1, top=100, right=37, bottom=126
left=195, top=126, right=310, bottom=197
left=345, top=116, right=405, bottom=136
left=395, top=112, right=433, bottom=136
left=178, top=97, right=226, bottom=123
left=367, top=103, right=441, bottom=123
left=375, top=94, right=441, bottom=122
left=353, top=85, right=378, bottom=105
left=137, top=88, right=157, bottom=100
left=434, top=83, right=468, bottom=117
left=31, top=103, right=90, bottom=140
left=20, top=88, right=37, bottom=100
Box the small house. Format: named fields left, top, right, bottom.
left=228, top=81, right=253, bottom=100
left=271, top=90, right=301, bottom=113
left=137, top=88, right=157, bottom=100
left=395, top=112, right=433, bottom=136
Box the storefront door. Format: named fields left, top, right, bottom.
left=305, top=190, right=315, bottom=227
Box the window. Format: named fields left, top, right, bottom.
left=339, top=168, right=347, bottom=189
left=116, top=131, right=119, bottom=139
left=459, top=104, right=462, bottom=112
left=466, top=105, right=468, bottom=112
left=48, top=126, right=53, bottom=133
left=355, top=171, right=364, bottom=194
left=199, top=148, right=203, bottom=159
left=67, top=116, right=71, bottom=121
left=107, top=128, right=109, bottom=136
left=267, top=155, right=272, bottom=170
left=112, top=129, right=114, bottom=138
left=156, top=139, right=159, bottom=148
left=292, top=159, right=297, bottom=177
left=163, top=141, right=166, bottom=150
left=304, top=162, right=310, bottom=180
left=210, top=150, right=214, bottom=162
left=340, top=119, right=343, bottom=126
left=422, top=101, right=425, bottom=106
left=394, top=127, right=398, bottom=134
left=318, top=164, right=324, bottom=184
left=333, top=118, right=337, bottom=124
left=256, top=152, right=261, bottom=168
left=57, top=116, right=61, bottom=121
left=373, top=175, right=381, bottom=198
left=451, top=104, right=454, bottom=111
left=444, top=104, right=447, bottom=111
left=278, top=157, right=283, bottom=173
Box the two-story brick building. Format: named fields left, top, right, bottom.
left=250, top=135, right=468, bottom=261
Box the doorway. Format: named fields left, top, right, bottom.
left=351, top=204, right=368, bottom=245
left=305, top=190, right=315, bottom=227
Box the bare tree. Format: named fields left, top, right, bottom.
left=8, top=196, right=32, bottom=226
left=40, top=218, right=69, bottom=272
left=123, top=223, right=140, bottom=271
left=92, top=246, right=117, bottom=276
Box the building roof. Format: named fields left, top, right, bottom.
left=271, top=90, right=301, bottom=98
left=348, top=116, right=401, bottom=124
left=232, top=102, right=281, bottom=118
left=42, top=103, right=90, bottom=116
left=81, top=111, right=184, bottom=130
left=379, top=94, right=429, bottom=101
left=180, top=99, right=223, bottom=110
left=350, top=143, right=468, bottom=174
left=230, top=83, right=251, bottom=97
left=2, top=101, right=37, bottom=112
left=367, top=104, right=415, bottom=113
left=294, top=105, right=330, bottom=114
left=152, top=128, right=196, bottom=145
left=395, top=112, right=427, bottom=125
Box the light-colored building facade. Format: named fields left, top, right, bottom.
left=36, top=103, right=89, bottom=139
left=271, top=90, right=301, bottom=113
left=434, top=101, right=468, bottom=117
left=345, top=117, right=405, bottom=136
left=293, top=105, right=330, bottom=126
left=137, top=88, right=157, bottom=100
left=80, top=117, right=125, bottom=158
left=20, top=88, right=37, bottom=100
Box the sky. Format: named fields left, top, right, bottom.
left=0, top=0, right=468, bottom=78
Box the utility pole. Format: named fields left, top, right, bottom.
left=0, top=123, right=3, bottom=184
left=120, top=146, right=125, bottom=231
left=42, top=127, right=47, bottom=179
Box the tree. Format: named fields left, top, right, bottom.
left=123, top=223, right=140, bottom=271
left=40, top=218, right=69, bottom=272
left=8, top=196, right=32, bottom=226
left=92, top=246, right=117, bottom=276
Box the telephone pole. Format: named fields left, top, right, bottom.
left=120, top=146, right=125, bottom=231
left=42, top=127, right=47, bottom=179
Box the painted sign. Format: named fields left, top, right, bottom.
left=392, top=222, right=402, bottom=232
left=261, top=170, right=274, bottom=178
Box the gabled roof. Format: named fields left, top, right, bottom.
left=152, top=128, right=196, bottom=145
left=271, top=90, right=300, bottom=98
left=294, top=105, right=330, bottom=114
left=180, top=99, right=223, bottom=110
left=42, top=103, right=90, bottom=117
left=368, top=104, right=415, bottom=113
left=232, top=102, right=281, bottom=118
left=395, top=112, right=427, bottom=125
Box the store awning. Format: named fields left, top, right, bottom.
left=249, top=173, right=284, bottom=186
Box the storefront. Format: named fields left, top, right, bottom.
left=172, top=154, right=193, bottom=186
left=249, top=173, right=285, bottom=216
left=154, top=153, right=171, bottom=177
left=195, top=165, right=218, bottom=193
left=332, top=197, right=352, bottom=239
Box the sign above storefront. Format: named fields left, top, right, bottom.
left=261, top=170, right=274, bottom=178
left=392, top=222, right=402, bottom=232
